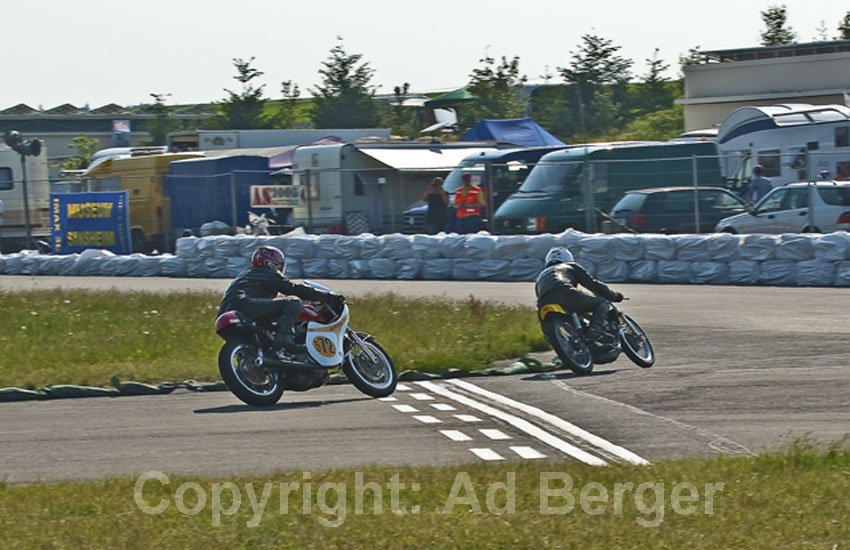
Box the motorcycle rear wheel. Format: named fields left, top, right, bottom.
left=343, top=338, right=397, bottom=397
left=218, top=341, right=284, bottom=407
left=542, top=315, right=594, bottom=375
left=617, top=313, right=654, bottom=368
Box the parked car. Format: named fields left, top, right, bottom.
left=714, top=181, right=850, bottom=234
left=602, top=187, right=746, bottom=234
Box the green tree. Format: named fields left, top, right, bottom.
left=632, top=48, right=675, bottom=114
left=760, top=5, right=796, bottom=46
left=838, top=11, right=850, bottom=39
left=459, top=54, right=528, bottom=129
left=311, top=39, right=379, bottom=129
left=678, top=45, right=705, bottom=76
left=60, top=134, right=100, bottom=170
left=273, top=80, right=301, bottom=128
left=379, top=82, right=420, bottom=137
left=207, top=57, right=270, bottom=129
left=558, top=34, right=633, bottom=135
left=528, top=84, right=571, bottom=139
left=613, top=105, right=685, bottom=141
left=140, top=93, right=182, bottom=145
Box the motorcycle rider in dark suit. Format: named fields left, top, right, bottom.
left=535, top=246, right=624, bottom=342
left=218, top=246, right=343, bottom=355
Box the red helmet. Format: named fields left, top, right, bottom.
left=251, top=246, right=286, bottom=273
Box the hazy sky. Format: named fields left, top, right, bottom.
left=4, top=0, right=848, bottom=110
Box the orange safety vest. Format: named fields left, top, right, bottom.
left=454, top=185, right=483, bottom=218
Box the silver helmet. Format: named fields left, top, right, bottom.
left=544, top=246, right=574, bottom=266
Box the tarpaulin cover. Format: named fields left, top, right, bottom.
left=459, top=118, right=566, bottom=147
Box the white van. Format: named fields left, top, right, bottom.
left=716, top=104, right=850, bottom=189
left=0, top=146, right=50, bottom=252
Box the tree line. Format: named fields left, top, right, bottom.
left=62, top=6, right=850, bottom=169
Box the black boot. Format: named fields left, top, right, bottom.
left=272, top=333, right=306, bottom=355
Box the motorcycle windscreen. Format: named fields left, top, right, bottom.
left=305, top=305, right=350, bottom=366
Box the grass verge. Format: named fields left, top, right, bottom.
left=1, top=443, right=847, bottom=549
left=0, top=289, right=548, bottom=388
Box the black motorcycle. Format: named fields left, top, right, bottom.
left=538, top=299, right=654, bottom=375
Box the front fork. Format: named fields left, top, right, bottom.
left=346, top=329, right=379, bottom=363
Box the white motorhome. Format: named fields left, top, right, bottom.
left=716, top=104, right=850, bottom=189
left=0, top=146, right=50, bottom=252
left=290, top=141, right=505, bottom=234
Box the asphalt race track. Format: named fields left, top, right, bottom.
left=1, top=276, right=848, bottom=483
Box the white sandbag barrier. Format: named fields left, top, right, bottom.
left=1, top=229, right=849, bottom=286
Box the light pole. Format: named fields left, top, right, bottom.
left=3, top=130, right=43, bottom=249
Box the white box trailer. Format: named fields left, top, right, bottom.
left=716, top=103, right=850, bottom=189
left=0, top=146, right=50, bottom=252
left=290, top=141, right=503, bottom=234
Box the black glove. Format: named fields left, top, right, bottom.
left=610, top=292, right=624, bottom=303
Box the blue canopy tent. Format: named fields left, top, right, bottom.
left=459, top=118, right=565, bottom=147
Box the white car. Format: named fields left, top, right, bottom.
left=715, top=181, right=850, bottom=234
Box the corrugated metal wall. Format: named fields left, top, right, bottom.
left=680, top=52, right=850, bottom=131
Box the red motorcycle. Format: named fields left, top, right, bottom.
left=215, top=281, right=397, bottom=407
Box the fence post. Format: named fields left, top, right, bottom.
left=305, top=169, right=313, bottom=233
left=19, top=155, right=33, bottom=248
left=230, top=171, right=238, bottom=231
left=582, top=153, right=596, bottom=232
left=692, top=155, right=701, bottom=233
left=485, top=162, right=495, bottom=233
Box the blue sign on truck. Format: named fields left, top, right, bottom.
left=50, top=191, right=132, bottom=254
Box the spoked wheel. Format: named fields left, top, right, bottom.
left=218, top=341, right=284, bottom=407
left=542, top=315, right=594, bottom=375
left=343, top=337, right=397, bottom=397
left=617, top=313, right=654, bottom=368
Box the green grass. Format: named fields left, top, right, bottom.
left=0, top=290, right=548, bottom=388
left=1, top=442, right=847, bottom=549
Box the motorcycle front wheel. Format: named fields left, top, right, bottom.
left=343, top=337, right=397, bottom=397
left=218, top=340, right=284, bottom=407
left=542, top=315, right=594, bottom=375
left=617, top=313, right=655, bottom=368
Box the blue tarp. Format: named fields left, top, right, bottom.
left=167, top=156, right=272, bottom=230
left=459, top=118, right=566, bottom=147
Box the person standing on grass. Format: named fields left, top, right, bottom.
left=453, top=173, right=485, bottom=233
left=421, top=176, right=448, bottom=234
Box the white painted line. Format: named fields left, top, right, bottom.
left=479, top=428, right=511, bottom=441
left=454, top=414, right=483, bottom=423
left=417, top=381, right=606, bottom=466
left=430, top=403, right=457, bottom=411
left=412, top=415, right=442, bottom=424
left=392, top=404, right=419, bottom=413
left=469, top=448, right=505, bottom=461
left=439, top=430, right=473, bottom=442
left=409, top=393, right=435, bottom=401
left=378, top=396, right=397, bottom=402
left=445, top=379, right=650, bottom=466
left=511, top=446, right=546, bottom=459
left=395, top=384, right=412, bottom=391
left=550, top=379, right=754, bottom=457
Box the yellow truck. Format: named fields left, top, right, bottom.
left=81, top=151, right=203, bottom=252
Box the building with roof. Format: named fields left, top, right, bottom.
left=678, top=39, right=850, bottom=131
left=0, top=102, right=211, bottom=162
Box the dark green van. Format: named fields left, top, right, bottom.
left=491, top=141, right=723, bottom=233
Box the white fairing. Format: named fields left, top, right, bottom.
left=305, top=303, right=350, bottom=367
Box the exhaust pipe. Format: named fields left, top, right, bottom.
left=257, top=355, right=326, bottom=371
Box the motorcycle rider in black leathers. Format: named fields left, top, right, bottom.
left=218, top=246, right=343, bottom=354
left=535, top=246, right=624, bottom=342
